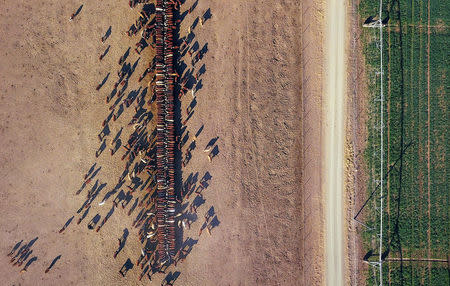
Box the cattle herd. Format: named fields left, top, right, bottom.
left=6, top=0, right=191, bottom=280
left=152, top=0, right=178, bottom=266
left=128, top=0, right=181, bottom=268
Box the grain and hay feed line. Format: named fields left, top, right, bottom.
left=154, top=0, right=176, bottom=265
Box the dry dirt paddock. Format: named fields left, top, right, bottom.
left=0, top=0, right=322, bottom=285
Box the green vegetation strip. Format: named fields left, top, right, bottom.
left=359, top=0, right=449, bottom=284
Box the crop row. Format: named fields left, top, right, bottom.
left=359, top=0, right=448, bottom=284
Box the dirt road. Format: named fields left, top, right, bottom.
left=324, top=0, right=346, bottom=285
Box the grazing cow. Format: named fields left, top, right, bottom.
left=7, top=240, right=23, bottom=257
left=44, top=255, right=61, bottom=273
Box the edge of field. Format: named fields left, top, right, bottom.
left=345, top=0, right=370, bottom=285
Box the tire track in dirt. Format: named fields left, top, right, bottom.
left=243, top=2, right=282, bottom=283
left=219, top=1, right=305, bottom=284
left=240, top=2, right=281, bottom=282
left=301, top=0, right=325, bottom=284
left=233, top=2, right=297, bottom=283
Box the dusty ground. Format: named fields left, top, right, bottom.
left=0, top=1, right=155, bottom=285
left=345, top=0, right=369, bottom=285
left=300, top=0, right=326, bottom=284
left=172, top=1, right=307, bottom=284
left=323, top=0, right=347, bottom=285
left=0, top=0, right=331, bottom=285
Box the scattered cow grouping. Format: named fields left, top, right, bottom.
left=6, top=237, right=61, bottom=275
left=6, top=237, right=38, bottom=273
left=7, top=0, right=218, bottom=284
left=66, top=0, right=219, bottom=281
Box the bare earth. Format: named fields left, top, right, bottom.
left=324, top=0, right=347, bottom=285
left=0, top=0, right=333, bottom=285
left=300, top=0, right=326, bottom=284
left=345, top=0, right=369, bottom=284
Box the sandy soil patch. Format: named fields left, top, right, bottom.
left=0, top=0, right=316, bottom=285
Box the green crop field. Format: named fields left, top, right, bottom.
left=359, top=0, right=449, bottom=285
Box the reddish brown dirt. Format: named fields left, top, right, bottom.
left=300, top=0, right=326, bottom=284
left=0, top=1, right=156, bottom=285
left=173, top=1, right=307, bottom=284
left=345, top=0, right=369, bottom=285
